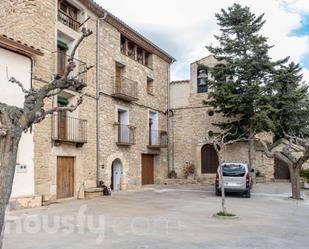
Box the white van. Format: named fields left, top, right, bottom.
left=215, top=162, right=253, bottom=198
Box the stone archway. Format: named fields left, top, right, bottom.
left=111, top=159, right=122, bottom=190
left=201, top=144, right=219, bottom=174
left=106, top=153, right=128, bottom=190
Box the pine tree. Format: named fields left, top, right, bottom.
left=271, top=62, right=309, bottom=140
left=206, top=4, right=286, bottom=170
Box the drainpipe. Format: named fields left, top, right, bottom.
left=96, top=11, right=108, bottom=187
left=167, top=60, right=175, bottom=174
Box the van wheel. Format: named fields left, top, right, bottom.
left=244, top=189, right=251, bottom=198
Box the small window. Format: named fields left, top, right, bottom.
left=208, top=130, right=214, bottom=138
left=120, top=35, right=153, bottom=67
left=120, top=36, right=126, bottom=54
left=208, top=110, right=214, bottom=116
left=147, top=77, right=154, bottom=95
left=128, top=41, right=135, bottom=59
left=197, top=66, right=208, bottom=93
left=137, top=47, right=143, bottom=64
left=60, top=1, right=78, bottom=20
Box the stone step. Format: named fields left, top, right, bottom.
left=9, top=195, right=42, bottom=210
left=84, top=187, right=104, bottom=199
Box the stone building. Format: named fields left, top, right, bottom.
left=0, top=0, right=174, bottom=204
left=97, top=12, right=174, bottom=190
left=170, top=55, right=274, bottom=183
left=0, top=0, right=101, bottom=202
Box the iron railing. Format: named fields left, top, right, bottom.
left=57, top=50, right=87, bottom=84
left=111, top=76, right=138, bottom=101
left=52, top=113, right=87, bottom=144
left=115, top=124, right=136, bottom=145
left=58, top=9, right=81, bottom=31
left=148, top=130, right=168, bottom=148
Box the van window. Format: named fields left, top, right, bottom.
left=222, top=164, right=246, bottom=177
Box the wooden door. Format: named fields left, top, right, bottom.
left=274, top=157, right=290, bottom=180
left=142, top=154, right=154, bottom=185
left=57, top=47, right=66, bottom=76
left=57, top=156, right=74, bottom=199
left=115, top=64, right=122, bottom=91
left=58, top=109, right=67, bottom=140
left=201, top=144, right=219, bottom=174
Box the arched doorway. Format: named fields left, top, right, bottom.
left=111, top=159, right=122, bottom=190
left=274, top=157, right=290, bottom=180
left=201, top=144, right=219, bottom=174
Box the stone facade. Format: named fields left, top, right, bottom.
left=0, top=0, right=98, bottom=201
left=0, top=0, right=173, bottom=201
left=170, top=55, right=275, bottom=182
left=97, top=21, right=171, bottom=189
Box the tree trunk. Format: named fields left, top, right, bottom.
left=214, top=144, right=227, bottom=214
left=248, top=134, right=256, bottom=182
left=0, top=124, right=22, bottom=249
left=288, top=165, right=301, bottom=200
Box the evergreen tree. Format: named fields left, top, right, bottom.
left=271, top=62, right=309, bottom=140
left=206, top=4, right=286, bottom=170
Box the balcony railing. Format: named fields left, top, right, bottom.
left=52, top=113, right=87, bottom=146
left=111, top=76, right=138, bottom=102
left=115, top=124, right=136, bottom=146
left=148, top=130, right=168, bottom=149
left=57, top=50, right=87, bottom=85
left=58, top=9, right=81, bottom=32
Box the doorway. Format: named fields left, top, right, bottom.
left=141, top=154, right=154, bottom=185
left=111, top=159, right=122, bottom=190
left=201, top=144, right=219, bottom=174
left=274, top=157, right=290, bottom=180
left=57, top=156, right=74, bottom=199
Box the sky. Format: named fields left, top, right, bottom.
left=96, top=0, right=309, bottom=82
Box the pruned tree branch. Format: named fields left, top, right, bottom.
left=44, top=93, right=85, bottom=116
left=8, top=76, right=31, bottom=94
left=63, top=28, right=93, bottom=79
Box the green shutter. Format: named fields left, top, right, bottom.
left=57, top=40, right=69, bottom=50
left=57, top=96, right=69, bottom=106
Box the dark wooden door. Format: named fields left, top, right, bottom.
left=57, top=156, right=74, bottom=199
left=142, top=154, right=154, bottom=185
left=201, top=144, right=219, bottom=174
left=115, top=64, right=122, bottom=90
left=58, top=109, right=67, bottom=140
left=274, top=157, right=290, bottom=180
left=57, top=47, right=66, bottom=76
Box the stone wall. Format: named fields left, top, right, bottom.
left=98, top=21, right=169, bottom=189
left=170, top=55, right=275, bottom=182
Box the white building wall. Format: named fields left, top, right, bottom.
left=0, top=47, right=35, bottom=197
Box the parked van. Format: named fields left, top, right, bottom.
left=215, top=162, right=253, bottom=198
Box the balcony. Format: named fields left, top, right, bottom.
left=148, top=130, right=168, bottom=149
left=52, top=113, right=87, bottom=147
left=115, top=124, right=136, bottom=146
left=58, top=9, right=81, bottom=32
left=57, top=50, right=87, bottom=85
left=111, top=76, right=138, bottom=102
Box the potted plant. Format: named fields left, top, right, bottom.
left=183, top=162, right=195, bottom=180
left=300, top=169, right=309, bottom=189
left=168, top=170, right=177, bottom=179
left=255, top=170, right=266, bottom=183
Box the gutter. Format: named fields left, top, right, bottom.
left=96, top=11, right=108, bottom=187
left=167, top=60, right=176, bottom=174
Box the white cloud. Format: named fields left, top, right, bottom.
left=97, top=0, right=309, bottom=82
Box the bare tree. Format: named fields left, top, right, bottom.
left=0, top=28, right=93, bottom=248
left=209, top=132, right=250, bottom=214
left=259, top=135, right=309, bottom=200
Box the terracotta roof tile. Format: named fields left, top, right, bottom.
left=0, top=34, right=43, bottom=56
